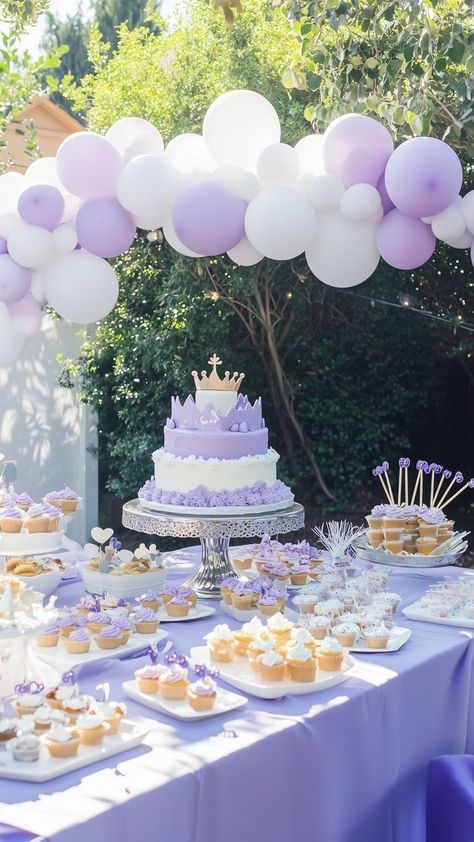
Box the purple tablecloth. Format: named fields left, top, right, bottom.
left=1, top=550, right=474, bottom=842
left=427, top=755, right=474, bottom=842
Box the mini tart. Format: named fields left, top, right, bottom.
left=139, top=598, right=161, bottom=611
left=37, top=630, right=60, bottom=647
left=95, top=633, right=123, bottom=650
left=232, top=556, right=252, bottom=571
left=45, top=730, right=81, bottom=758
left=159, top=677, right=189, bottom=700
left=134, top=618, right=159, bottom=634
left=165, top=601, right=191, bottom=618
left=187, top=686, right=216, bottom=711
left=64, top=636, right=91, bottom=654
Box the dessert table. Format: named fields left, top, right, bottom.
left=1, top=549, right=474, bottom=842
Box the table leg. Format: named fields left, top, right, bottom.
left=185, top=537, right=238, bottom=598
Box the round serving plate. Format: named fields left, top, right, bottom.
left=0, top=530, right=65, bottom=557
left=351, top=536, right=465, bottom=568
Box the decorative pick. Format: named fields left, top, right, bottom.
left=439, top=477, right=474, bottom=509
left=429, top=463, right=442, bottom=507
left=373, top=466, right=391, bottom=503
left=432, top=469, right=452, bottom=508
left=411, top=460, right=426, bottom=505
left=95, top=682, right=110, bottom=703
left=397, top=458, right=404, bottom=506
left=14, top=680, right=44, bottom=695
left=381, top=461, right=395, bottom=504
left=437, top=471, right=464, bottom=509
left=61, top=670, right=76, bottom=685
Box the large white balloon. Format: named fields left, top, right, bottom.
left=0, top=172, right=25, bottom=215
left=116, top=154, right=180, bottom=228
left=445, top=230, right=473, bottom=249
left=0, top=213, right=21, bottom=239
left=105, top=117, right=164, bottom=160
left=44, top=251, right=119, bottom=324
left=256, top=143, right=299, bottom=187
left=30, top=270, right=46, bottom=304
left=294, top=134, right=325, bottom=176
left=431, top=204, right=465, bottom=243
left=203, top=90, right=280, bottom=171
left=8, top=225, right=54, bottom=269
left=162, top=221, right=203, bottom=257
left=461, top=191, right=474, bottom=235
left=245, top=187, right=316, bottom=260
left=52, top=224, right=78, bottom=254
left=213, top=166, right=259, bottom=202
left=340, top=183, right=382, bottom=222
left=0, top=303, right=25, bottom=366
left=303, top=174, right=345, bottom=211
left=165, top=133, right=216, bottom=176
left=306, top=211, right=380, bottom=287
left=227, top=236, right=263, bottom=266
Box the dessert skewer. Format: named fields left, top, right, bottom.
left=436, top=472, right=464, bottom=509
left=439, top=478, right=474, bottom=509
left=432, top=469, right=452, bottom=508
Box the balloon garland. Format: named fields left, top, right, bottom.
left=0, top=88, right=472, bottom=366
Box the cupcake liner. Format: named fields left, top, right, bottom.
left=258, top=662, right=286, bottom=682
left=160, top=682, right=188, bottom=700
left=287, top=659, right=317, bottom=682
left=317, top=651, right=344, bottom=672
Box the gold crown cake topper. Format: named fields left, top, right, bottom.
left=192, top=354, right=245, bottom=392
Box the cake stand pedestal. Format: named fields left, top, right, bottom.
left=122, top=499, right=305, bottom=598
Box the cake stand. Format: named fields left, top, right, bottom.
left=122, top=499, right=305, bottom=598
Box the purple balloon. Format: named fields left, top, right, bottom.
left=76, top=198, right=136, bottom=258
left=322, top=114, right=394, bottom=187
left=376, top=171, right=395, bottom=214
left=0, top=254, right=31, bottom=304
left=377, top=209, right=436, bottom=270
left=18, top=184, right=65, bottom=230
left=0, top=237, right=7, bottom=254
left=9, top=292, right=42, bottom=337
left=173, top=180, right=247, bottom=256
left=56, top=132, right=123, bottom=200
left=471, top=240, right=474, bottom=269
left=385, top=138, right=463, bottom=218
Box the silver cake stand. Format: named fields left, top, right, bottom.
left=122, top=499, right=305, bottom=598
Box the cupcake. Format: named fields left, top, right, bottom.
left=159, top=665, right=189, bottom=700
left=136, top=591, right=161, bottom=612
left=384, top=540, right=404, bottom=554
left=372, top=592, right=401, bottom=613
left=230, top=583, right=255, bottom=611
left=220, top=577, right=236, bottom=605
left=15, top=492, right=34, bottom=511
left=257, top=594, right=280, bottom=617
left=288, top=626, right=316, bottom=654
left=267, top=612, right=293, bottom=645
left=45, top=725, right=80, bottom=758
left=288, top=562, right=310, bottom=586
left=30, top=705, right=55, bottom=732
left=135, top=664, right=166, bottom=694
left=87, top=611, right=112, bottom=635
left=204, top=623, right=236, bottom=662
left=113, top=613, right=133, bottom=644
left=24, top=504, right=51, bottom=533
left=95, top=624, right=123, bottom=649
left=262, top=562, right=290, bottom=583
left=91, top=701, right=126, bottom=734
left=7, top=733, right=41, bottom=762
left=367, top=530, right=384, bottom=548
left=187, top=677, right=217, bottom=711
left=247, top=635, right=274, bottom=671
left=45, top=682, right=78, bottom=710
left=316, top=637, right=345, bottom=671
left=257, top=649, right=286, bottom=682
left=165, top=595, right=191, bottom=618
left=45, top=486, right=79, bottom=513
left=0, top=718, right=17, bottom=743
left=364, top=624, right=391, bottom=649
left=293, top=593, right=318, bottom=614
left=62, top=695, right=91, bottom=721
left=133, top=607, right=159, bottom=634
left=64, top=628, right=91, bottom=654
left=100, top=594, right=130, bottom=614
left=267, top=584, right=287, bottom=612
left=232, top=555, right=253, bottom=571
left=416, top=537, right=437, bottom=556
left=15, top=692, right=45, bottom=717
left=233, top=616, right=264, bottom=656
left=0, top=507, right=23, bottom=533
left=43, top=502, right=61, bottom=532
left=285, top=642, right=317, bottom=682
left=37, top=624, right=61, bottom=647
left=333, top=621, right=359, bottom=647
left=76, top=595, right=99, bottom=615
left=76, top=713, right=107, bottom=745
left=306, top=615, right=331, bottom=640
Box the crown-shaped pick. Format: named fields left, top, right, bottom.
left=192, top=354, right=245, bottom=392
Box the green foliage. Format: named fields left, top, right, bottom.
left=279, top=0, right=474, bottom=155
left=0, top=0, right=49, bottom=32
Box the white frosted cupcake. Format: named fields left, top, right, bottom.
left=333, top=621, right=359, bottom=647
left=316, top=637, right=345, bottom=671
left=285, top=642, right=317, bottom=682
left=364, top=624, right=391, bottom=649
left=306, top=615, right=331, bottom=640
left=257, top=649, right=286, bottom=682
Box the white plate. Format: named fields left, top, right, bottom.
left=77, top=561, right=167, bottom=599
left=0, top=531, right=65, bottom=557
left=122, top=680, right=247, bottom=721
left=403, top=604, right=474, bottom=628
left=12, top=568, right=64, bottom=596
left=219, top=601, right=293, bottom=623
left=138, top=496, right=294, bottom=517
left=0, top=718, right=148, bottom=782
left=346, top=625, right=411, bottom=653
left=156, top=604, right=216, bottom=623
left=190, top=645, right=355, bottom=700
left=29, top=628, right=168, bottom=667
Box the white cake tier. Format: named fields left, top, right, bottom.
left=152, top=447, right=280, bottom=492
left=194, top=389, right=237, bottom=415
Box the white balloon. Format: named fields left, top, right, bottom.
left=0, top=213, right=21, bottom=239
left=245, top=187, right=316, bottom=260
left=0, top=172, right=25, bottom=215
left=165, top=133, right=216, bottom=175
left=44, top=251, right=119, bottom=324
left=52, top=224, right=78, bottom=253
left=227, top=236, right=263, bottom=266
left=203, top=90, right=280, bottom=171
left=294, top=134, right=325, bottom=176
left=256, top=143, right=299, bottom=187
left=105, top=117, right=164, bottom=159
left=340, top=183, right=382, bottom=222
left=213, top=166, right=259, bottom=201
left=0, top=303, right=25, bottom=367
left=116, top=154, right=180, bottom=228
left=303, top=174, right=345, bottom=211
left=162, top=221, right=203, bottom=257
left=431, top=204, right=465, bottom=242
left=30, top=270, right=46, bottom=304
left=8, top=225, right=54, bottom=269
left=445, top=230, right=473, bottom=249
left=306, top=211, right=380, bottom=287
left=460, top=191, right=474, bottom=235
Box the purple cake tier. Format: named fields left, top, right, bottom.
left=168, top=394, right=264, bottom=431
left=163, top=426, right=268, bottom=459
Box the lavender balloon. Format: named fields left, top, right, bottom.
left=76, top=198, right=136, bottom=258
left=0, top=237, right=7, bottom=254
left=9, top=292, right=42, bottom=337
left=322, top=114, right=394, bottom=187
left=18, top=184, right=65, bottom=231
left=376, top=172, right=395, bottom=214
left=173, top=180, right=247, bottom=256
left=385, top=138, right=463, bottom=218
left=377, top=209, right=436, bottom=269
left=0, top=254, right=31, bottom=304
left=56, top=132, right=123, bottom=200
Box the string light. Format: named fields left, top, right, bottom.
left=340, top=290, right=474, bottom=334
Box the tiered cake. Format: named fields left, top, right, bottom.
left=138, top=355, right=294, bottom=515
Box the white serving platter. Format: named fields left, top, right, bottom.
left=138, top=496, right=294, bottom=518
left=122, top=680, right=247, bottom=721
left=403, top=604, right=474, bottom=629
left=29, top=628, right=168, bottom=668
left=156, top=604, right=215, bottom=623
left=0, top=718, right=148, bottom=782
left=219, top=600, right=293, bottom=623
left=0, top=531, right=65, bottom=557
left=346, top=625, right=411, bottom=653
left=77, top=561, right=168, bottom=599
left=190, top=645, right=355, bottom=700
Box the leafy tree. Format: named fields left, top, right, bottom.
left=0, top=0, right=49, bottom=32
